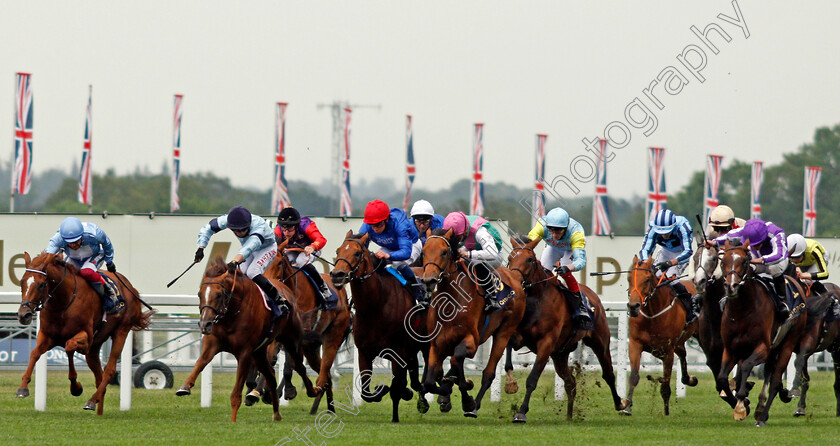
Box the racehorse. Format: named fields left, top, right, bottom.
left=16, top=252, right=154, bottom=415
left=257, top=242, right=352, bottom=414
left=692, top=239, right=738, bottom=407
left=505, top=236, right=628, bottom=422
left=419, top=228, right=526, bottom=418
left=175, top=257, right=315, bottom=422
left=788, top=282, right=840, bottom=417
left=717, top=242, right=807, bottom=426
left=624, top=255, right=698, bottom=416
left=329, top=231, right=429, bottom=423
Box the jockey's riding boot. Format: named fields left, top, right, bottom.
left=672, top=282, right=697, bottom=325
left=691, top=293, right=703, bottom=310
left=253, top=275, right=289, bottom=318
left=473, top=265, right=502, bottom=312
left=397, top=264, right=425, bottom=304
left=303, top=264, right=330, bottom=311
left=811, top=281, right=827, bottom=296
left=772, top=275, right=791, bottom=320
left=572, top=290, right=594, bottom=331
left=92, top=282, right=123, bottom=315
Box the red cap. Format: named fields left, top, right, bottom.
left=364, top=200, right=390, bottom=224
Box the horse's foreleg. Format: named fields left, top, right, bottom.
left=176, top=336, right=219, bottom=396
left=230, top=353, right=253, bottom=422
left=756, top=342, right=797, bottom=426
left=317, top=331, right=342, bottom=393
left=388, top=361, right=410, bottom=423
left=675, top=344, right=698, bottom=387
left=550, top=351, right=576, bottom=421
left=451, top=343, right=476, bottom=416
left=733, top=347, right=767, bottom=421
left=17, top=331, right=52, bottom=398
left=473, top=331, right=514, bottom=414
left=832, top=350, right=840, bottom=417
left=658, top=352, right=674, bottom=416
left=358, top=350, right=388, bottom=403
left=422, top=347, right=442, bottom=395
left=253, top=348, right=281, bottom=421
left=794, top=351, right=812, bottom=417
left=582, top=328, right=629, bottom=411
left=281, top=351, right=296, bottom=401
left=88, top=327, right=131, bottom=415
left=622, top=338, right=643, bottom=415
left=511, top=339, right=552, bottom=423
left=504, top=341, right=518, bottom=394
left=281, top=337, right=317, bottom=398
left=715, top=349, right=737, bottom=409
left=65, top=351, right=83, bottom=397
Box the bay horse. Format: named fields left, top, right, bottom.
left=175, top=257, right=315, bottom=422
left=505, top=236, right=628, bottom=422
left=624, top=255, right=698, bottom=416
left=789, top=282, right=840, bottom=417
left=329, top=231, right=430, bottom=423
left=692, top=239, right=738, bottom=407
left=717, top=242, right=807, bottom=426
left=257, top=242, right=352, bottom=413
left=16, top=252, right=154, bottom=415
left=419, top=228, right=526, bottom=418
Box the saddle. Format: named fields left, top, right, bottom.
left=551, top=277, right=596, bottom=323
left=299, top=268, right=339, bottom=311
left=100, top=274, right=124, bottom=302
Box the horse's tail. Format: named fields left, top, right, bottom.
left=805, top=294, right=832, bottom=331
left=132, top=309, right=156, bottom=331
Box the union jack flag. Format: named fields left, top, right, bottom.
left=13, top=72, right=33, bottom=196
left=532, top=134, right=547, bottom=226
left=470, top=123, right=484, bottom=216
left=402, top=115, right=415, bottom=211
left=750, top=161, right=763, bottom=219
left=340, top=108, right=352, bottom=217
left=271, top=102, right=291, bottom=213
left=803, top=166, right=821, bottom=237
left=77, top=85, right=93, bottom=205
left=703, top=154, right=724, bottom=225
left=592, top=139, right=611, bottom=235
left=646, top=147, right=667, bottom=229
left=170, top=94, right=183, bottom=212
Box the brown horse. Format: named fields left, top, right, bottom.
left=692, top=240, right=738, bottom=407
left=175, top=257, right=315, bottom=422
left=329, top=231, right=429, bottom=423
left=16, top=252, right=153, bottom=415
left=624, top=255, right=698, bottom=416
left=505, top=236, right=628, bottom=422
left=717, top=242, right=806, bottom=426
left=788, top=282, right=840, bottom=417
left=259, top=242, right=351, bottom=413
left=419, top=228, right=526, bottom=418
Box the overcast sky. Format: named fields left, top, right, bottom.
left=2, top=1, right=839, bottom=202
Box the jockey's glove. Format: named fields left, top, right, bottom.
left=194, top=247, right=205, bottom=263
left=106, top=262, right=116, bottom=273
left=227, top=260, right=242, bottom=271
left=554, top=265, right=570, bottom=276
left=655, top=261, right=670, bottom=272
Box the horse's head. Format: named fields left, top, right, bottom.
left=721, top=240, right=751, bottom=297
left=197, top=257, right=240, bottom=335
left=693, top=239, right=720, bottom=293
left=420, top=228, right=461, bottom=295
left=17, top=252, right=55, bottom=325
left=627, top=255, right=656, bottom=317
left=330, top=231, right=370, bottom=288
left=507, top=235, right=541, bottom=286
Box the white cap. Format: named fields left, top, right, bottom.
left=410, top=200, right=434, bottom=217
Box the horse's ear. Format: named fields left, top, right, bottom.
left=444, top=228, right=454, bottom=240
left=345, top=230, right=353, bottom=239
left=743, top=238, right=751, bottom=249
left=360, top=232, right=370, bottom=244
left=277, top=238, right=289, bottom=251
left=24, top=251, right=31, bottom=267
left=632, top=254, right=639, bottom=266
left=526, top=237, right=540, bottom=251
left=510, top=237, right=522, bottom=248
left=426, top=228, right=432, bottom=238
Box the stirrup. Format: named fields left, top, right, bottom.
left=106, top=300, right=125, bottom=316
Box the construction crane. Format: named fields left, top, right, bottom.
left=316, top=100, right=382, bottom=215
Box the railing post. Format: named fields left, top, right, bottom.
left=120, top=330, right=133, bottom=410
left=34, top=317, right=47, bottom=412
left=617, top=309, right=628, bottom=399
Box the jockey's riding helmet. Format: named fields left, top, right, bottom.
left=443, top=212, right=469, bottom=236
left=709, top=205, right=736, bottom=226
left=741, top=219, right=769, bottom=245
left=787, top=233, right=807, bottom=257
left=277, top=207, right=301, bottom=226
left=410, top=200, right=435, bottom=218
left=227, top=206, right=252, bottom=230
left=363, top=200, right=390, bottom=224
left=59, top=217, right=84, bottom=243
left=542, top=207, right=570, bottom=229
left=651, top=209, right=677, bottom=235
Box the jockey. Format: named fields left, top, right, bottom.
left=358, top=200, right=423, bottom=301
left=639, top=209, right=697, bottom=324
left=706, top=205, right=747, bottom=238
left=45, top=217, right=124, bottom=315
left=709, top=218, right=790, bottom=318
left=410, top=199, right=445, bottom=245
left=787, top=233, right=830, bottom=295
left=527, top=207, right=593, bottom=330
left=442, top=211, right=505, bottom=311
left=195, top=206, right=289, bottom=316
left=274, top=206, right=331, bottom=311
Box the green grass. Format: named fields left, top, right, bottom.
left=1, top=369, right=837, bottom=445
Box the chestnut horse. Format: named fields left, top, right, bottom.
left=16, top=252, right=153, bottom=415
left=260, top=242, right=351, bottom=413
left=175, top=258, right=315, bottom=422
left=505, top=236, right=628, bottom=422
left=419, top=228, right=526, bottom=418
left=717, top=242, right=806, bottom=426
left=329, top=231, right=429, bottom=423
left=788, top=282, right=840, bottom=417
left=624, top=255, right=698, bottom=416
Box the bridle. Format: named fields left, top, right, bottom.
left=508, top=246, right=555, bottom=289
left=423, top=235, right=456, bottom=282
left=629, top=264, right=676, bottom=318
left=20, top=261, right=75, bottom=313
left=199, top=269, right=241, bottom=325
left=333, top=238, right=380, bottom=283
left=721, top=245, right=751, bottom=288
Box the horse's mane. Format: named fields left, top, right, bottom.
left=805, top=294, right=833, bottom=331
left=430, top=228, right=448, bottom=236
left=511, top=234, right=530, bottom=245
left=204, top=256, right=227, bottom=277
left=32, top=252, right=78, bottom=275
left=350, top=233, right=366, bottom=240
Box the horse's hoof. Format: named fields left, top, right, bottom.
left=512, top=413, right=527, bottom=423
left=16, top=388, right=29, bottom=398
left=262, top=390, right=273, bottom=405
left=462, top=395, right=476, bottom=414
left=175, top=386, right=191, bottom=396
left=417, top=397, right=430, bottom=414
left=755, top=420, right=766, bottom=427
left=273, top=412, right=282, bottom=422
left=464, top=410, right=478, bottom=418
left=794, top=408, right=806, bottom=417
left=401, top=388, right=413, bottom=402
left=504, top=381, right=519, bottom=394
left=305, top=387, right=317, bottom=398
left=83, top=401, right=96, bottom=411
left=788, top=389, right=801, bottom=398
left=439, top=400, right=452, bottom=413
left=619, top=407, right=632, bottom=416
left=684, top=376, right=698, bottom=387
left=284, top=386, right=297, bottom=401
left=462, top=379, right=474, bottom=391
left=617, top=398, right=631, bottom=411
left=244, top=390, right=260, bottom=407
left=70, top=383, right=84, bottom=397
left=779, top=388, right=792, bottom=404
left=734, top=401, right=747, bottom=421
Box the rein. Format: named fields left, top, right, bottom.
left=21, top=262, right=76, bottom=313
left=334, top=238, right=382, bottom=282
left=423, top=235, right=456, bottom=282
left=199, top=268, right=241, bottom=325
left=629, top=265, right=677, bottom=319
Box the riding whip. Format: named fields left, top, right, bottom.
left=112, top=272, right=155, bottom=311
left=167, top=260, right=198, bottom=288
